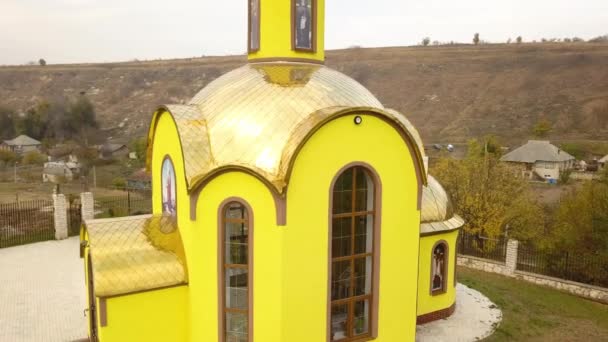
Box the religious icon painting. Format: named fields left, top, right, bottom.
left=161, top=157, right=177, bottom=216
left=293, top=0, right=315, bottom=51
left=249, top=0, right=261, bottom=52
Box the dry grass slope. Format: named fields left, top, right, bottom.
left=1, top=44, right=608, bottom=144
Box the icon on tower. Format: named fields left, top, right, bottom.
left=293, top=0, right=315, bottom=51
left=249, top=0, right=260, bottom=52
left=161, top=157, right=177, bottom=216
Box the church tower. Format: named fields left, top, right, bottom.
left=247, top=0, right=325, bottom=63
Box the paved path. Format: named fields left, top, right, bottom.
left=417, top=284, right=502, bottom=341
left=0, top=237, right=87, bottom=342
left=0, top=238, right=499, bottom=342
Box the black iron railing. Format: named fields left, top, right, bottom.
left=94, top=189, right=152, bottom=219
left=457, top=231, right=508, bottom=263
left=517, top=245, right=608, bottom=288
left=0, top=199, right=55, bottom=248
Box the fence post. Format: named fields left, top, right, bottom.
left=81, top=192, right=95, bottom=222
left=53, top=194, right=68, bottom=240
left=505, top=239, right=519, bottom=274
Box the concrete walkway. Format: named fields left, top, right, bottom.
left=417, top=284, right=503, bottom=341
left=0, top=237, right=87, bottom=342
left=0, top=238, right=500, bottom=342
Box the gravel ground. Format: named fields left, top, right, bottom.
left=0, top=237, right=87, bottom=342
left=417, top=283, right=503, bottom=341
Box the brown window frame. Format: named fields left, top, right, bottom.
left=248, top=0, right=261, bottom=53
left=218, top=198, right=254, bottom=342
left=328, top=163, right=381, bottom=342
left=291, top=0, right=317, bottom=52
left=430, top=240, right=449, bottom=296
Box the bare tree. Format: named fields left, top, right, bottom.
left=507, top=38, right=512, bottom=44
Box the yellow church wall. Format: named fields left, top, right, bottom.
left=82, top=241, right=92, bottom=340
left=248, top=0, right=325, bottom=63
left=191, top=172, right=282, bottom=342
left=416, top=230, right=459, bottom=316
left=283, top=114, right=421, bottom=341
left=96, top=286, right=189, bottom=342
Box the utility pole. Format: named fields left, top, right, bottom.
left=93, top=166, right=97, bottom=189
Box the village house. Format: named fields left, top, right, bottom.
left=600, top=155, right=608, bottom=170
left=0, top=135, right=41, bottom=155
left=98, top=143, right=129, bottom=160
left=126, top=168, right=151, bottom=190
left=42, top=155, right=81, bottom=183
left=500, top=140, right=575, bottom=182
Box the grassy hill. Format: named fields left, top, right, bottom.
left=1, top=43, right=608, bottom=146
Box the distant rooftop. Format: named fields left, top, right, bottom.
left=501, top=140, right=575, bottom=164
left=3, top=135, right=41, bottom=146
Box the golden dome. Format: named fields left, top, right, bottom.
left=420, top=175, right=464, bottom=234
left=147, top=62, right=427, bottom=194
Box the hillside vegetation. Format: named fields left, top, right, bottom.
left=1, top=43, right=608, bottom=145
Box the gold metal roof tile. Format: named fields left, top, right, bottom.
left=419, top=175, right=464, bottom=235
left=147, top=62, right=428, bottom=194
left=85, top=215, right=188, bottom=297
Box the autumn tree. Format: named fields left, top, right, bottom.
left=66, top=95, right=98, bottom=145
left=0, top=106, right=16, bottom=140
left=0, top=150, right=17, bottom=164
left=432, top=138, right=544, bottom=240
left=129, top=136, right=148, bottom=166
left=473, top=33, right=480, bottom=45
left=551, top=181, right=608, bottom=256
left=533, top=118, right=552, bottom=138
left=21, top=151, right=47, bottom=165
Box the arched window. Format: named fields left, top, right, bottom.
left=330, top=166, right=377, bottom=341
left=431, top=242, right=448, bottom=295
left=220, top=200, right=252, bottom=342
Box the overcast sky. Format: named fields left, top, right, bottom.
left=0, top=0, right=606, bottom=65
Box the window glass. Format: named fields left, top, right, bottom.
left=222, top=201, right=250, bottom=342
left=330, top=167, right=375, bottom=341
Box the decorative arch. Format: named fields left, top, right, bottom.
left=282, top=107, right=426, bottom=209
left=218, top=197, right=254, bottom=342
left=430, top=240, right=449, bottom=295
left=327, top=162, right=382, bottom=341
left=189, top=167, right=286, bottom=225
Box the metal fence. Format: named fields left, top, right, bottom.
left=517, top=245, right=608, bottom=288
left=68, top=195, right=82, bottom=237
left=0, top=199, right=55, bottom=248
left=457, top=231, right=508, bottom=262
left=94, top=189, right=152, bottom=219
left=0, top=165, right=44, bottom=183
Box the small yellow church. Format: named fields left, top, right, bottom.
left=81, top=1, right=464, bottom=341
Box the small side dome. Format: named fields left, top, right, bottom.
left=420, top=175, right=464, bottom=234
left=421, top=175, right=454, bottom=223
